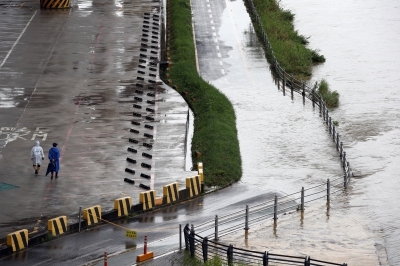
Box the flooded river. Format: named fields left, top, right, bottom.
left=279, top=0, right=400, bottom=264
left=193, top=0, right=399, bottom=264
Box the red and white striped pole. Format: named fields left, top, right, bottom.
left=104, top=251, right=108, bottom=266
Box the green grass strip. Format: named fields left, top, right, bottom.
left=165, top=0, right=242, bottom=187
left=248, top=0, right=325, bottom=79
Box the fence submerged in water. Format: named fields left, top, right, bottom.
left=244, top=0, right=353, bottom=186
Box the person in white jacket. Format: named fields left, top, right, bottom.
left=30, top=140, right=45, bottom=175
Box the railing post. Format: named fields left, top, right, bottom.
left=305, top=256, right=311, bottom=266
left=327, top=179, right=330, bottom=202
left=263, top=251, right=269, bottom=266
left=302, top=82, right=306, bottom=98
left=301, top=187, right=305, bottom=211
left=283, top=71, right=286, bottom=91
left=336, top=133, right=340, bottom=150
left=202, top=237, right=208, bottom=262
left=244, top=205, right=249, bottom=230
left=340, top=142, right=343, bottom=157
left=332, top=125, right=336, bottom=141
left=344, top=173, right=347, bottom=189
left=215, top=215, right=219, bottom=241
left=328, top=117, right=332, bottom=133
left=227, top=244, right=233, bottom=266
left=184, top=223, right=190, bottom=251
left=190, top=224, right=195, bottom=256
left=273, top=195, right=278, bottom=222
left=326, top=110, right=329, bottom=126
left=342, top=152, right=347, bottom=169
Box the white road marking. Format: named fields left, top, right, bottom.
left=217, top=53, right=221, bottom=57
left=221, top=69, right=225, bottom=74
left=216, top=46, right=219, bottom=50
left=219, top=61, right=223, bottom=65
left=0, top=11, right=37, bottom=69
left=209, top=14, right=212, bottom=18
left=213, top=33, right=216, bottom=36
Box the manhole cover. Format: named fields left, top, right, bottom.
left=0, top=182, right=19, bottom=192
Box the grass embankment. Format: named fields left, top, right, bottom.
left=164, top=0, right=242, bottom=187
left=250, top=0, right=324, bottom=78
left=249, top=0, right=339, bottom=107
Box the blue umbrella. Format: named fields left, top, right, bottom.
left=45, top=161, right=55, bottom=176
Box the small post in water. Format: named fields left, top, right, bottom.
left=327, top=179, right=330, bottom=203
left=301, top=187, right=305, bottom=211
left=78, top=206, right=82, bottom=232
left=215, top=215, right=219, bottom=241
left=244, top=205, right=249, bottom=231
left=273, top=195, right=278, bottom=224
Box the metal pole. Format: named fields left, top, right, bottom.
left=340, top=142, right=343, bottom=157
left=327, top=179, right=330, bottom=202
left=273, top=195, right=278, bottom=222
left=227, top=244, right=233, bottom=266
left=336, top=133, right=340, bottom=150
left=202, top=237, right=208, bottom=262
left=283, top=71, right=286, bottom=91
left=78, top=206, right=82, bottom=232
left=326, top=110, right=329, bottom=126
left=244, top=205, right=249, bottom=230
left=343, top=152, right=347, bottom=169
left=263, top=251, right=268, bottom=266
left=104, top=251, right=108, bottom=266
left=190, top=224, right=195, bottom=257
left=301, top=187, right=305, bottom=211
left=215, top=215, right=218, bottom=241
left=179, top=224, right=182, bottom=250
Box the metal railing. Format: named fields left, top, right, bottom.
left=244, top=0, right=353, bottom=187
left=183, top=224, right=347, bottom=266
left=180, top=177, right=344, bottom=244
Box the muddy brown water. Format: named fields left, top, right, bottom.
left=193, top=0, right=399, bottom=264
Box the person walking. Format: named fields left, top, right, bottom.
left=30, top=140, right=45, bottom=175
left=48, top=143, right=60, bottom=179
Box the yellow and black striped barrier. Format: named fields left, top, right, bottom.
left=163, top=182, right=179, bottom=204
left=83, top=205, right=102, bottom=226
left=139, top=190, right=156, bottom=211
left=40, top=0, right=70, bottom=8
left=114, top=196, right=132, bottom=217
left=7, top=229, right=28, bottom=252
left=48, top=216, right=68, bottom=236
left=186, top=175, right=202, bottom=197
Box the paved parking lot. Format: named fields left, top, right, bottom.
left=0, top=0, right=191, bottom=239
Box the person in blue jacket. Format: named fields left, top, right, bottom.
left=48, top=143, right=60, bottom=179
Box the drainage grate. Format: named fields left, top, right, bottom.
left=0, top=182, right=19, bottom=192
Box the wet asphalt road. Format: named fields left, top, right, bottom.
left=1, top=185, right=280, bottom=265
left=0, top=0, right=191, bottom=240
